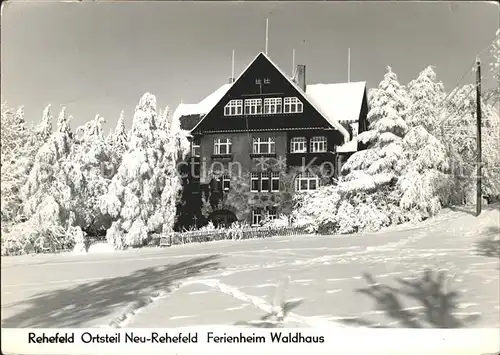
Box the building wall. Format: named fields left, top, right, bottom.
left=193, top=129, right=338, bottom=224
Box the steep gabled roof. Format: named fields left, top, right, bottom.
left=175, top=53, right=368, bottom=143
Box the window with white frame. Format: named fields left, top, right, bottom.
left=284, top=97, right=303, bottom=113
left=191, top=138, right=201, bottom=157
left=251, top=172, right=260, bottom=192
left=260, top=172, right=270, bottom=192
left=244, top=99, right=262, bottom=115
left=264, top=98, right=282, bottom=114
left=310, top=136, right=327, bottom=153
left=252, top=209, right=262, bottom=226
left=271, top=172, right=280, bottom=192
left=224, top=100, right=243, bottom=116
left=253, top=137, right=275, bottom=154
left=266, top=208, right=278, bottom=221
left=290, top=137, right=307, bottom=153
left=295, top=171, right=320, bottom=192
left=213, top=138, right=232, bottom=155
left=222, top=174, right=231, bottom=191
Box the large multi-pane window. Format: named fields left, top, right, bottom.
left=265, top=208, right=278, bottom=221
left=253, top=137, right=275, bottom=154
left=295, top=171, right=320, bottom=192
left=284, top=97, right=303, bottom=113
left=250, top=171, right=280, bottom=192
left=213, top=138, right=232, bottom=155
left=310, top=136, right=327, bottom=153
left=224, top=100, right=243, bottom=116
left=191, top=138, right=201, bottom=157
left=271, top=172, right=280, bottom=192
left=263, top=98, right=282, bottom=114
left=244, top=99, right=262, bottom=115
left=290, top=137, right=307, bottom=153
left=251, top=172, right=260, bottom=192
left=260, top=172, right=270, bottom=192
left=222, top=174, right=231, bottom=191
left=252, top=209, right=262, bottom=226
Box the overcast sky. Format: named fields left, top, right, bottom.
left=1, top=1, right=498, bottom=132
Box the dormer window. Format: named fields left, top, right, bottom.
left=264, top=98, right=282, bottom=114
left=244, top=99, right=262, bottom=115
left=284, top=97, right=303, bottom=113
left=224, top=100, right=243, bottom=116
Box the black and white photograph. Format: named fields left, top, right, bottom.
left=1, top=1, right=499, bottom=353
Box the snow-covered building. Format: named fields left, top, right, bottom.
left=174, top=52, right=368, bottom=227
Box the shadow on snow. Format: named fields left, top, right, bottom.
left=234, top=299, right=304, bottom=328
left=341, top=269, right=481, bottom=328
left=474, top=226, right=500, bottom=259
left=1, top=254, right=222, bottom=328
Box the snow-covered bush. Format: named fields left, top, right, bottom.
left=262, top=214, right=290, bottom=228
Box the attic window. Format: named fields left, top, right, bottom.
left=284, top=97, right=303, bottom=113
left=264, top=98, right=282, bottom=114
left=245, top=99, right=262, bottom=115
left=224, top=100, right=243, bottom=116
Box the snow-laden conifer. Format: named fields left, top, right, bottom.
left=342, top=66, right=410, bottom=190
left=101, top=93, right=186, bottom=249
left=22, top=107, right=74, bottom=226
left=406, top=66, right=446, bottom=131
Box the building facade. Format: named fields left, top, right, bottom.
left=174, top=52, right=368, bottom=228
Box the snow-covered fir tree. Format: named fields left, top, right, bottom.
left=106, top=110, right=129, bottom=170
left=22, top=107, right=74, bottom=228
left=100, top=93, right=186, bottom=249
left=397, top=67, right=452, bottom=218
left=1, top=104, right=29, bottom=228
left=406, top=66, right=446, bottom=131
left=488, top=29, right=499, bottom=101
left=64, top=114, right=114, bottom=235
left=342, top=66, right=411, bottom=190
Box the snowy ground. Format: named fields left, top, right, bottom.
left=1, top=204, right=499, bottom=329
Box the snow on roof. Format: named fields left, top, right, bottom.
left=305, top=81, right=366, bottom=124
left=336, top=138, right=358, bottom=153
left=173, top=83, right=232, bottom=121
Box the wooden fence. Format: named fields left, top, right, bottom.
left=82, top=226, right=310, bottom=249
left=157, top=226, right=310, bottom=247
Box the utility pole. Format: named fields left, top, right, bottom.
left=475, top=58, right=482, bottom=217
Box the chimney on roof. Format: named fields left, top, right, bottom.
left=296, top=64, right=306, bottom=92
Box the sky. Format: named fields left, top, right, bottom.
left=1, top=1, right=499, bottom=133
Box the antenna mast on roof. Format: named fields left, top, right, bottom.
left=292, top=48, right=296, bottom=77
left=348, top=48, right=351, bottom=83
left=231, top=49, right=235, bottom=83
left=265, top=18, right=269, bottom=55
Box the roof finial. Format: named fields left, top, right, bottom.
left=231, top=49, right=235, bottom=83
